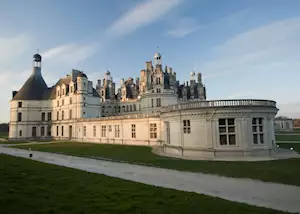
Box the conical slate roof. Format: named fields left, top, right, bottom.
left=13, top=67, right=48, bottom=100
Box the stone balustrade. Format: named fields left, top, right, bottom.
left=78, top=112, right=160, bottom=122
left=161, top=99, right=277, bottom=112
left=78, top=99, right=277, bottom=122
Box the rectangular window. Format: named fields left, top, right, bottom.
left=69, top=109, right=72, bottom=119
left=41, top=112, right=45, bottom=121
left=151, top=99, right=154, bottom=108
left=101, top=125, right=106, bottom=137
left=62, top=99, right=64, bottom=106
left=108, top=125, right=112, bottom=132
left=41, top=126, right=45, bottom=136
left=156, top=88, right=161, bottom=93
left=57, top=111, right=59, bottom=120
left=61, top=126, right=64, bottom=137
left=17, top=112, right=22, bottom=122
left=57, top=100, right=59, bottom=107
left=32, top=127, right=36, bottom=137
left=70, top=98, right=72, bottom=105
left=218, top=118, right=236, bottom=145
left=47, top=112, right=52, bottom=121
left=83, top=126, right=86, bottom=137
left=62, top=111, right=64, bottom=120
left=56, top=126, right=59, bottom=136
left=183, top=120, right=191, bottom=134
left=131, top=124, right=136, bottom=138
left=93, top=126, right=96, bottom=137
left=252, top=118, right=264, bottom=144
left=47, top=126, right=51, bottom=136
left=19, top=130, right=22, bottom=137
left=18, top=102, right=22, bottom=108
left=150, top=123, right=157, bottom=139
left=114, top=125, right=120, bottom=138
left=156, top=98, right=161, bottom=107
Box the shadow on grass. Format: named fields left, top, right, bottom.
left=0, top=154, right=288, bottom=214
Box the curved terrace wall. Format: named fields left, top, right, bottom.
left=160, top=99, right=279, bottom=158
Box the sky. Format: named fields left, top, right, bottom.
left=0, top=0, right=300, bottom=122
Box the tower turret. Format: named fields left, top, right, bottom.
left=154, top=52, right=162, bottom=66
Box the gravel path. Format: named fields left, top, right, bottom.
left=1, top=147, right=300, bottom=213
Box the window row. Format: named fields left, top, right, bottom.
left=102, top=104, right=138, bottom=114
left=56, top=109, right=73, bottom=120
left=218, top=118, right=264, bottom=146
left=57, top=97, right=73, bottom=107
left=56, top=85, right=76, bottom=97
left=151, top=98, right=162, bottom=108
left=17, top=112, right=52, bottom=122
left=19, top=126, right=51, bottom=137
left=82, top=123, right=157, bottom=139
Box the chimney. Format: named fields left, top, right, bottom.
left=197, top=72, right=202, bottom=83
left=12, top=91, right=18, bottom=98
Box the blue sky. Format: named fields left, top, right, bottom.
left=1, top=0, right=300, bottom=122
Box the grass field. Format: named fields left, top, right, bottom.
left=277, top=143, right=300, bottom=152
left=15, top=142, right=300, bottom=186
left=0, top=132, right=8, bottom=138
left=0, top=154, right=287, bottom=214
left=276, top=134, right=300, bottom=142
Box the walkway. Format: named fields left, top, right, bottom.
left=1, top=147, right=300, bottom=213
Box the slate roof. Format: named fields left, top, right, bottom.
left=13, top=70, right=48, bottom=100
left=13, top=70, right=100, bottom=100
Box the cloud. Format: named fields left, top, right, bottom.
left=0, top=33, right=33, bottom=65
left=106, top=0, right=182, bottom=37
left=198, top=17, right=300, bottom=78
left=41, top=42, right=99, bottom=67
left=195, top=16, right=300, bottom=118
left=165, top=17, right=201, bottom=38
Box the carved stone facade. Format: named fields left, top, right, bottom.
left=9, top=52, right=280, bottom=159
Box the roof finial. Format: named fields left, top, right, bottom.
left=36, top=48, right=40, bottom=54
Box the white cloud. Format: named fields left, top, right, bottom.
left=0, top=33, right=33, bottom=65
left=41, top=42, right=99, bottom=67
left=198, top=17, right=300, bottom=78
left=195, top=17, right=300, bottom=117
left=106, top=0, right=182, bottom=37
left=165, top=17, right=201, bottom=38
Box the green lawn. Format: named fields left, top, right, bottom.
left=0, top=132, right=8, bottom=138
left=277, top=143, right=300, bottom=152
left=15, top=142, right=300, bottom=186
left=276, top=134, right=300, bottom=141
left=0, top=154, right=287, bottom=214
